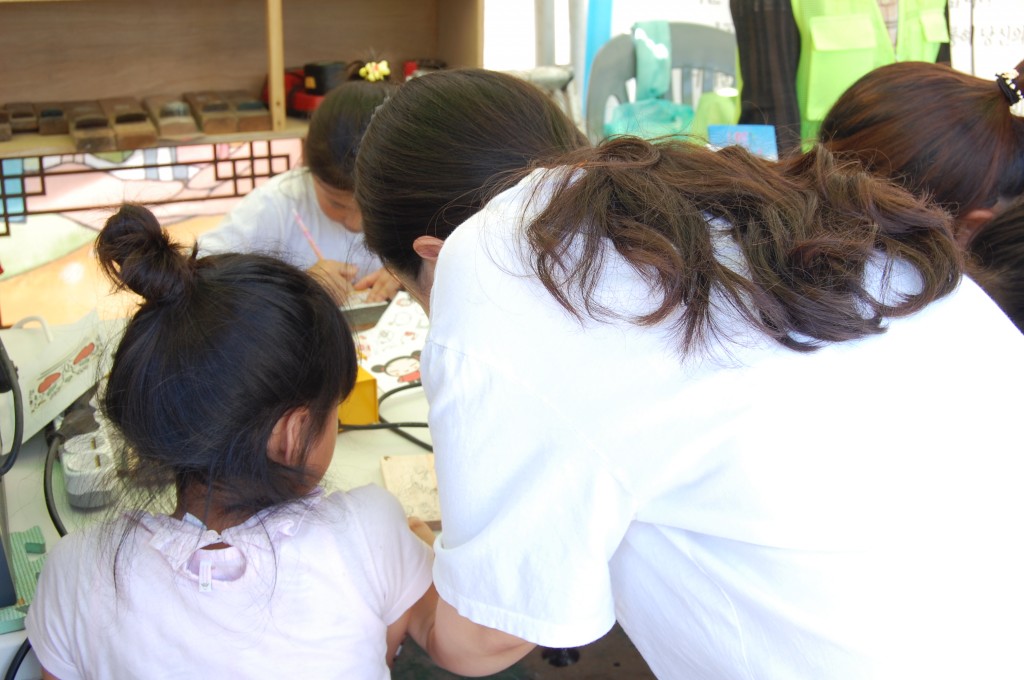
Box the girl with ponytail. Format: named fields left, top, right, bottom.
left=354, top=68, right=1024, bottom=679
left=820, top=59, right=1024, bottom=247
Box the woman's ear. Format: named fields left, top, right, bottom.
left=412, top=235, right=444, bottom=262
left=267, top=407, right=311, bottom=467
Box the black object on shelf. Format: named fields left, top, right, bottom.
left=304, top=61, right=348, bottom=95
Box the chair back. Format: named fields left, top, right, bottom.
left=586, top=22, right=737, bottom=143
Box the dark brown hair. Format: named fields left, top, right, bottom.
left=820, top=60, right=1024, bottom=224
left=356, top=68, right=589, bottom=277
left=536, top=139, right=964, bottom=352
left=356, top=68, right=962, bottom=353
left=97, top=204, right=356, bottom=521
left=969, top=195, right=1024, bottom=332
left=305, top=61, right=398, bottom=191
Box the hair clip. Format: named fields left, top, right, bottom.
left=996, top=69, right=1024, bottom=118
left=359, top=60, right=391, bottom=83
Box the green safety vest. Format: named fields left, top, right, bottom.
left=793, top=0, right=949, bottom=143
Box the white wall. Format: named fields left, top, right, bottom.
left=482, top=0, right=733, bottom=71
left=610, top=0, right=733, bottom=35
left=949, top=0, right=1024, bottom=76
left=483, top=0, right=538, bottom=70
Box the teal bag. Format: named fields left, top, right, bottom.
left=604, top=21, right=695, bottom=139
left=606, top=98, right=694, bottom=139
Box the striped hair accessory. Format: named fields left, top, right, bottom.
left=996, top=69, right=1024, bottom=118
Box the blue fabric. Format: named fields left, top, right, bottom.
left=583, top=0, right=614, bottom=114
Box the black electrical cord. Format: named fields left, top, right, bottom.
left=3, top=639, right=31, bottom=680
left=340, top=420, right=433, bottom=452
left=1, top=434, right=73, bottom=680
left=374, top=417, right=432, bottom=452
left=338, top=422, right=429, bottom=430
left=43, top=435, right=68, bottom=539
left=0, top=432, right=74, bottom=680
left=376, top=383, right=432, bottom=450
left=0, top=340, right=31, bottom=680
left=377, top=382, right=424, bottom=403
left=338, top=381, right=433, bottom=452
left=0, top=339, right=32, bottom=679
left=0, top=338, right=24, bottom=477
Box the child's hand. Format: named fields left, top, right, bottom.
left=408, top=516, right=436, bottom=547
left=309, top=259, right=358, bottom=304
left=355, top=267, right=402, bottom=302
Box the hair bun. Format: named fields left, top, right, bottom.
left=96, top=204, right=196, bottom=304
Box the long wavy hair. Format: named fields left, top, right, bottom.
left=356, top=68, right=962, bottom=354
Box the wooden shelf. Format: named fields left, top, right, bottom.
left=0, top=118, right=309, bottom=160
left=0, top=0, right=482, bottom=156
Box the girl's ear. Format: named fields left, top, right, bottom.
left=267, top=407, right=311, bottom=467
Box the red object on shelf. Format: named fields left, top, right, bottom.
left=261, top=68, right=306, bottom=116
left=290, top=90, right=325, bottom=117
left=261, top=67, right=330, bottom=118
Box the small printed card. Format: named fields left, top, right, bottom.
left=355, top=292, right=429, bottom=395
left=381, top=454, right=441, bottom=530
left=707, top=124, right=779, bottom=161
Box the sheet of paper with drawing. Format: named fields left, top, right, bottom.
left=357, top=293, right=436, bottom=525
left=355, top=292, right=429, bottom=395
left=380, top=454, right=441, bottom=530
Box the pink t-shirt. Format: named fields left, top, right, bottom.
left=27, top=485, right=432, bottom=679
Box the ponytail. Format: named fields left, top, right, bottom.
left=527, top=138, right=962, bottom=353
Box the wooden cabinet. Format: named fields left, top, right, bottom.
left=0, top=0, right=483, bottom=156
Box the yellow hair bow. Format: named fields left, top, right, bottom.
left=359, top=60, right=391, bottom=83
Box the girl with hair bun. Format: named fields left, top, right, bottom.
left=200, top=60, right=402, bottom=304
left=26, top=204, right=437, bottom=679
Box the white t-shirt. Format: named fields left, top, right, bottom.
left=198, top=168, right=382, bottom=280
left=26, top=485, right=433, bottom=680
left=425, top=169, right=1024, bottom=679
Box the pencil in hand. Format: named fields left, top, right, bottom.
left=293, top=208, right=325, bottom=260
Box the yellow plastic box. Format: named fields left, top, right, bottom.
left=338, top=366, right=378, bottom=427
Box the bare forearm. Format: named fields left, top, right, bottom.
left=423, top=597, right=536, bottom=677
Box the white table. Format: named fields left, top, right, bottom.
left=0, top=385, right=430, bottom=679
